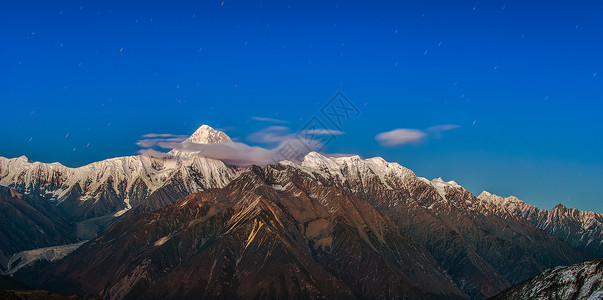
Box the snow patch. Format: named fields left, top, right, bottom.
left=429, top=177, right=461, bottom=201
left=4, top=241, right=86, bottom=274
left=272, top=184, right=286, bottom=191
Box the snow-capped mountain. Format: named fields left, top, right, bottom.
left=184, top=124, right=231, bottom=144
left=0, top=125, right=240, bottom=224
left=492, top=258, right=603, bottom=299
left=24, top=152, right=597, bottom=300
left=479, top=191, right=603, bottom=257
left=26, top=161, right=466, bottom=300
left=3, top=137, right=601, bottom=299
left=167, top=124, right=232, bottom=159
left=289, top=152, right=591, bottom=299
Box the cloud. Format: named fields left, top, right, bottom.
left=136, top=135, right=188, bottom=148
left=247, top=126, right=291, bottom=145
left=141, top=133, right=188, bottom=139
left=251, top=116, right=289, bottom=124
left=376, top=124, right=460, bottom=147
left=427, top=125, right=461, bottom=132
left=427, top=124, right=460, bottom=139
left=138, top=148, right=172, bottom=158
left=301, top=129, right=344, bottom=135
left=139, top=138, right=323, bottom=167
left=247, top=126, right=344, bottom=146
left=137, top=126, right=333, bottom=167
left=376, top=129, right=427, bottom=146
left=170, top=138, right=322, bottom=166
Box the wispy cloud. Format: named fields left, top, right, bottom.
left=247, top=126, right=291, bottom=145
left=301, top=129, right=344, bottom=135
left=141, top=133, right=188, bottom=139
left=170, top=139, right=321, bottom=166
left=375, top=129, right=427, bottom=147
left=376, top=124, right=459, bottom=147
left=251, top=116, right=289, bottom=124
left=246, top=126, right=344, bottom=146
left=136, top=134, right=188, bottom=148
left=427, top=125, right=460, bottom=132
left=137, top=126, right=334, bottom=166
left=427, top=124, right=461, bottom=139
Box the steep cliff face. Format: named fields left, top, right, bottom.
left=492, top=259, right=603, bottom=300
left=297, top=152, right=590, bottom=299
left=127, top=156, right=241, bottom=215
left=0, top=186, right=78, bottom=271
left=5, top=148, right=600, bottom=299
left=29, top=165, right=465, bottom=300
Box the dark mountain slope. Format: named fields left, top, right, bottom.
left=26, top=165, right=465, bottom=300
left=0, top=186, right=78, bottom=271
left=491, top=259, right=603, bottom=299
left=299, top=152, right=591, bottom=299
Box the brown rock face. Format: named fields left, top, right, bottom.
left=13, top=152, right=595, bottom=299
left=0, top=186, right=78, bottom=271
left=29, top=165, right=465, bottom=300
left=297, top=153, right=590, bottom=299
left=479, top=191, right=603, bottom=258
left=491, top=258, right=603, bottom=300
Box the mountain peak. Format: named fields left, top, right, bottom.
left=478, top=191, right=493, bottom=198
left=431, top=177, right=461, bottom=188
left=16, top=155, right=32, bottom=163
left=185, top=125, right=231, bottom=144
left=478, top=191, right=525, bottom=206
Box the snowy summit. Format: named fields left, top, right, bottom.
left=184, top=125, right=231, bottom=144
left=168, top=125, right=232, bottom=159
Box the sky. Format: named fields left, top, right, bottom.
left=1, top=0, right=602, bottom=212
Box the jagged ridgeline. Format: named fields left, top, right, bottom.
left=1, top=125, right=602, bottom=299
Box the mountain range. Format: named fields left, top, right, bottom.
left=0, top=126, right=239, bottom=236
left=1, top=125, right=601, bottom=299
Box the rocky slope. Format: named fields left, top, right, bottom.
left=0, top=289, right=98, bottom=300
left=491, top=258, right=603, bottom=299
left=25, top=164, right=466, bottom=300
left=295, top=152, right=591, bottom=299
left=479, top=191, right=603, bottom=257
left=0, top=186, right=79, bottom=272
left=4, top=137, right=601, bottom=299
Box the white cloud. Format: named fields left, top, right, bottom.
left=247, top=126, right=344, bottom=146
left=141, top=133, right=188, bottom=139
left=136, top=136, right=188, bottom=148
left=376, top=129, right=427, bottom=146
left=427, top=125, right=461, bottom=132
left=138, top=148, right=172, bottom=158
left=246, top=126, right=291, bottom=145
left=138, top=138, right=322, bottom=167
left=301, top=129, right=344, bottom=135
left=137, top=126, right=332, bottom=166
left=376, top=124, right=460, bottom=147
left=427, top=124, right=461, bottom=139
left=251, top=116, right=289, bottom=124
left=166, top=138, right=321, bottom=166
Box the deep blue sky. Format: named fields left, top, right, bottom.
left=1, top=1, right=602, bottom=212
